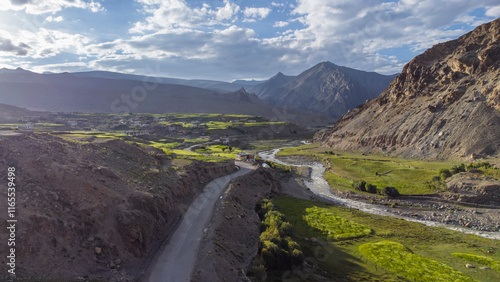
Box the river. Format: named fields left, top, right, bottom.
left=258, top=148, right=500, bottom=240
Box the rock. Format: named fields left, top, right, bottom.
left=466, top=263, right=475, bottom=268
left=95, top=247, right=102, bottom=255
left=310, top=237, right=318, bottom=243
left=114, top=259, right=121, bottom=265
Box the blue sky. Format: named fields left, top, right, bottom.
left=0, top=0, right=499, bottom=81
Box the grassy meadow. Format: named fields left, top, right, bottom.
left=272, top=196, right=500, bottom=281
left=276, top=144, right=499, bottom=195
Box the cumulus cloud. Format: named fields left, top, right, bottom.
left=130, top=0, right=241, bottom=33
left=273, top=21, right=289, bottom=28
left=45, top=15, right=64, bottom=22
left=4, top=28, right=90, bottom=58
left=485, top=5, right=500, bottom=17
left=0, top=0, right=105, bottom=14
left=243, top=7, right=271, bottom=19
left=0, top=37, right=31, bottom=56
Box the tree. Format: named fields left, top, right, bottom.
left=382, top=186, right=400, bottom=197
left=366, top=184, right=377, bottom=194
left=354, top=180, right=367, bottom=192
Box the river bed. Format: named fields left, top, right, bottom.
left=258, top=148, right=500, bottom=240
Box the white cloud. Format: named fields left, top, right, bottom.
left=243, top=7, right=271, bottom=19
left=130, top=0, right=241, bottom=33
left=0, top=0, right=104, bottom=15
left=0, top=28, right=91, bottom=58
left=274, top=21, right=289, bottom=28
left=486, top=5, right=500, bottom=17
left=45, top=15, right=64, bottom=22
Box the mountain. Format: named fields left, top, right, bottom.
left=72, top=70, right=243, bottom=92
left=247, top=63, right=396, bottom=119
left=232, top=79, right=266, bottom=86
left=0, top=103, right=35, bottom=122
left=315, top=18, right=500, bottom=159
left=0, top=70, right=332, bottom=126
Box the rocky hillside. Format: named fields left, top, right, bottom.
left=248, top=62, right=396, bottom=120
left=0, top=132, right=235, bottom=280
left=315, top=18, right=500, bottom=159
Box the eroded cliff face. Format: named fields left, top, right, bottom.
left=0, top=132, right=235, bottom=280
left=316, top=18, right=500, bottom=159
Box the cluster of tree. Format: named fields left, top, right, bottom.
left=353, top=180, right=399, bottom=197
left=254, top=199, right=304, bottom=271
left=439, top=162, right=494, bottom=180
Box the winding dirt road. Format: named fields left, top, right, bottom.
left=145, top=161, right=256, bottom=282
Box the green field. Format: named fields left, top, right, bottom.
left=359, top=241, right=474, bottom=281
left=273, top=196, right=500, bottom=281
left=195, top=144, right=240, bottom=159
left=303, top=206, right=372, bottom=241
left=453, top=253, right=500, bottom=272
left=277, top=145, right=465, bottom=195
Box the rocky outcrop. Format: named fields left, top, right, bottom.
left=445, top=172, right=500, bottom=206
left=316, top=18, right=500, bottom=159
left=0, top=132, right=235, bottom=280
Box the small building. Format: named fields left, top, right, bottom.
left=236, top=152, right=255, bottom=162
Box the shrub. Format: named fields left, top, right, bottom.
left=431, top=175, right=441, bottom=182
left=354, top=180, right=367, bottom=192
left=382, top=186, right=400, bottom=197
left=366, top=184, right=377, bottom=194
left=450, top=163, right=466, bottom=174
left=467, top=162, right=493, bottom=170
left=256, top=199, right=303, bottom=270
left=439, top=169, right=452, bottom=179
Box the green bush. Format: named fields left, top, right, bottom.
left=439, top=169, right=452, bottom=179
left=450, top=163, right=466, bottom=174
left=466, top=162, right=493, bottom=170
left=366, top=183, right=377, bottom=194
left=382, top=186, right=400, bottom=197
left=354, top=180, right=367, bottom=192
left=256, top=199, right=303, bottom=270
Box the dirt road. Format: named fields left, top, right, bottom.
left=145, top=161, right=256, bottom=282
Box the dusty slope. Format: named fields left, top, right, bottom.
left=0, top=132, right=235, bottom=280
left=316, top=18, right=500, bottom=159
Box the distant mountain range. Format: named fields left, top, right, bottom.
left=247, top=62, right=397, bottom=119
left=0, top=60, right=396, bottom=125
left=71, top=70, right=244, bottom=93
left=315, top=18, right=500, bottom=158
left=0, top=68, right=331, bottom=127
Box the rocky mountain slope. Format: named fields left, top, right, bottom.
left=315, top=18, right=500, bottom=159
left=0, top=132, right=235, bottom=280
left=0, top=69, right=332, bottom=126
left=248, top=62, right=396, bottom=120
